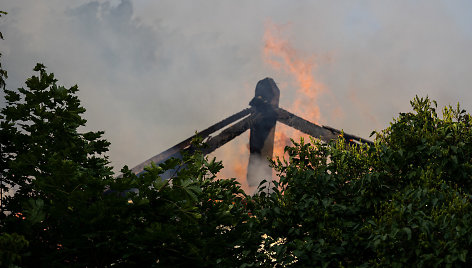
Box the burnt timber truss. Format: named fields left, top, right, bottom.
left=131, top=78, right=372, bottom=188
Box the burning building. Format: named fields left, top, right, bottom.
left=130, top=77, right=371, bottom=193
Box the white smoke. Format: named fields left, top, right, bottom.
left=1, top=0, right=471, bottom=179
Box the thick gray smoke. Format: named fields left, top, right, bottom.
left=2, top=0, right=472, bottom=178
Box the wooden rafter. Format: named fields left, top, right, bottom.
left=130, top=78, right=373, bottom=177
left=130, top=107, right=254, bottom=174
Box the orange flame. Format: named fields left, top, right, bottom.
left=273, top=124, right=291, bottom=160
left=210, top=131, right=253, bottom=193
left=263, top=21, right=324, bottom=124
left=210, top=21, right=328, bottom=193
left=263, top=20, right=326, bottom=159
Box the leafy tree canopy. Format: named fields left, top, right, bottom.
left=0, top=11, right=7, bottom=90
left=0, top=64, right=258, bottom=267
left=1, top=15, right=472, bottom=265
left=254, top=96, right=472, bottom=267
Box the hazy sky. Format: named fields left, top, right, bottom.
left=2, top=1, right=472, bottom=177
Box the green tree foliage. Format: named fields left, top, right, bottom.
left=0, top=65, right=259, bottom=266
left=1, top=63, right=112, bottom=209
left=367, top=97, right=472, bottom=266
left=0, top=11, right=7, bottom=89
left=255, top=96, right=472, bottom=267
left=0, top=64, right=114, bottom=266
left=2, top=32, right=472, bottom=265
left=114, top=145, right=260, bottom=266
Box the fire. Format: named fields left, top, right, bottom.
left=263, top=20, right=326, bottom=159
left=210, top=21, right=328, bottom=193
left=210, top=131, right=253, bottom=193
left=273, top=124, right=291, bottom=160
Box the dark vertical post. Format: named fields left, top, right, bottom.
left=247, top=78, right=280, bottom=191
